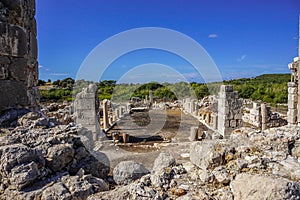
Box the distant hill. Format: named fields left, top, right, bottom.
left=223, top=74, right=290, bottom=104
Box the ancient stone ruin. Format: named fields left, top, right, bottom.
left=217, top=85, right=243, bottom=138
left=243, top=102, right=262, bottom=127
left=74, top=84, right=106, bottom=141
left=287, top=57, right=300, bottom=125
left=288, top=22, right=300, bottom=125
left=184, top=85, right=243, bottom=138
left=0, top=0, right=39, bottom=112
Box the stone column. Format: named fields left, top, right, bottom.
left=287, top=18, right=300, bottom=126
left=149, top=90, right=153, bottom=104
left=297, top=65, right=300, bottom=125
left=126, top=103, right=131, bottom=113
left=288, top=82, right=298, bottom=125
left=211, top=113, right=218, bottom=130
left=112, top=113, right=117, bottom=122
left=189, top=126, right=198, bottom=141
left=261, top=103, right=267, bottom=131
left=103, top=99, right=109, bottom=130
left=120, top=106, right=125, bottom=117
left=108, top=116, right=113, bottom=126
left=115, top=108, right=120, bottom=119
left=184, top=98, right=190, bottom=112
left=190, top=100, right=196, bottom=114
left=195, top=102, right=200, bottom=116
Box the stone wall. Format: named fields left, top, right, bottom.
left=243, top=102, right=262, bottom=127
left=287, top=20, right=300, bottom=125
left=0, top=0, right=39, bottom=112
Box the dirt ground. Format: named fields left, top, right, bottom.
left=98, top=109, right=213, bottom=172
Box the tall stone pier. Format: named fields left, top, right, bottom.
left=217, top=85, right=243, bottom=138
left=149, top=90, right=153, bottom=104
left=74, top=84, right=105, bottom=141
left=287, top=18, right=300, bottom=125
left=0, top=0, right=39, bottom=112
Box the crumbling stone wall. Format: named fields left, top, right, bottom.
left=243, top=102, right=262, bottom=127
left=0, top=0, right=39, bottom=112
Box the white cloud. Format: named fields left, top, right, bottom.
left=183, top=72, right=198, bottom=79
left=38, top=65, right=43, bottom=68
left=237, top=54, right=247, bottom=62
left=208, top=33, right=218, bottom=38
left=50, top=73, right=70, bottom=76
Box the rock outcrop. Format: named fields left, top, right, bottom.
left=0, top=0, right=39, bottom=112
left=0, top=113, right=110, bottom=199
left=231, top=173, right=300, bottom=200
left=88, top=125, right=300, bottom=200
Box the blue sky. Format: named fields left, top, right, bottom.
left=36, top=0, right=300, bottom=82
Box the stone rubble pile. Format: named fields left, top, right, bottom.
left=88, top=125, right=300, bottom=200
left=1, top=107, right=300, bottom=200
left=243, top=102, right=287, bottom=129
left=41, top=102, right=74, bottom=125
left=0, top=112, right=110, bottom=200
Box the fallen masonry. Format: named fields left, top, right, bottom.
left=243, top=102, right=287, bottom=129
left=88, top=125, right=300, bottom=199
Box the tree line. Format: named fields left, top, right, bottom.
left=38, top=74, right=290, bottom=105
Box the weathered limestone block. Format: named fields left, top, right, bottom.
left=113, top=161, right=150, bottom=185
left=189, top=126, right=198, bottom=141
left=190, top=140, right=234, bottom=170
left=230, top=173, right=300, bottom=200
left=0, top=80, right=28, bottom=108
left=152, top=153, right=175, bottom=173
